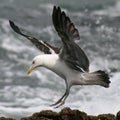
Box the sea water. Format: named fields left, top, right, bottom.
left=0, top=0, right=120, bottom=119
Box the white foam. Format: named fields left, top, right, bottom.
left=92, top=1, right=120, bottom=17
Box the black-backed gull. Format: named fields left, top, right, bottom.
left=9, top=6, right=110, bottom=108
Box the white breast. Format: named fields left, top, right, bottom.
left=42, top=54, right=82, bottom=85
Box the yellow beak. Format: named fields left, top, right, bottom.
left=26, top=66, right=33, bottom=74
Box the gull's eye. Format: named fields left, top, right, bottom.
left=32, top=61, right=35, bottom=64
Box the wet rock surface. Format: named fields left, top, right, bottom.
left=0, top=107, right=120, bottom=120
left=0, top=117, right=14, bottom=120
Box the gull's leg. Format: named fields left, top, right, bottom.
left=53, top=89, right=69, bottom=108
left=50, top=80, right=71, bottom=107
left=50, top=88, right=69, bottom=107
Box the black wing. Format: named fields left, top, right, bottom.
left=52, top=6, right=80, bottom=41
left=9, top=20, right=59, bottom=54
left=52, top=6, right=89, bottom=72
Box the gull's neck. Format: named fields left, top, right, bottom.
left=38, top=54, right=59, bottom=68
left=35, top=54, right=66, bottom=79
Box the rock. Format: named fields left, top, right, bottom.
left=88, top=115, right=98, bottom=120
left=21, top=110, right=60, bottom=120
left=116, top=111, right=120, bottom=120
left=98, top=114, right=116, bottom=120
left=0, top=117, right=14, bottom=120
left=21, top=107, right=117, bottom=120
left=22, top=107, right=88, bottom=120
left=0, top=107, right=119, bottom=120
left=60, top=107, right=88, bottom=120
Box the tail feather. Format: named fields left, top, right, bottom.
left=94, top=70, right=110, bottom=87
left=82, top=70, right=110, bottom=88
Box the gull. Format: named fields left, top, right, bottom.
left=9, top=6, right=110, bottom=108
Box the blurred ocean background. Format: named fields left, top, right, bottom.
left=0, top=0, right=120, bottom=119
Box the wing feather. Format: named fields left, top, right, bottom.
left=53, top=6, right=89, bottom=72
left=9, top=20, right=59, bottom=54
left=52, top=6, right=80, bottom=41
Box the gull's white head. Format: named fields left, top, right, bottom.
left=26, top=55, right=43, bottom=74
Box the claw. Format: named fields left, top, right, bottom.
left=50, top=100, right=65, bottom=108
left=54, top=101, right=65, bottom=108
left=50, top=99, right=62, bottom=107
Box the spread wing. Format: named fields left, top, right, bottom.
left=9, top=20, right=60, bottom=54
left=52, top=6, right=89, bottom=72
left=52, top=6, right=80, bottom=41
